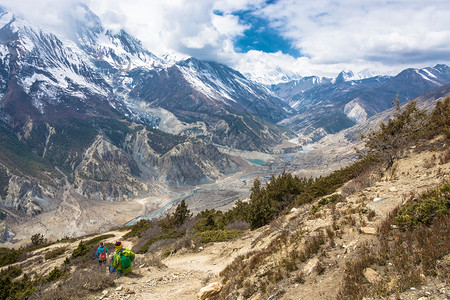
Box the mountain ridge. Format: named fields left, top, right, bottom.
left=274, top=64, right=450, bottom=142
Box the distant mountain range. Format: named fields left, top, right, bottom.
left=0, top=4, right=449, bottom=216
left=272, top=64, right=450, bottom=141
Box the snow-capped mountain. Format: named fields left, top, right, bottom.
left=0, top=9, right=113, bottom=106
left=174, top=58, right=293, bottom=122
left=0, top=5, right=296, bottom=215
left=0, top=4, right=292, bottom=149
left=159, top=51, right=188, bottom=65
left=127, top=57, right=294, bottom=150
left=277, top=65, right=450, bottom=141
left=269, top=69, right=382, bottom=108
left=242, top=65, right=303, bottom=85
left=54, top=4, right=294, bottom=148
left=333, top=69, right=381, bottom=84
left=269, top=76, right=333, bottom=108
left=61, top=3, right=165, bottom=73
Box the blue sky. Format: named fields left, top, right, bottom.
left=231, top=9, right=301, bottom=57
left=1, top=0, right=450, bottom=82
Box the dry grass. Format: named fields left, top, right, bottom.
left=422, top=156, right=437, bottom=169
left=366, top=209, right=376, bottom=221
left=439, top=148, right=450, bottom=165
left=134, top=254, right=167, bottom=270
left=341, top=168, right=381, bottom=197
left=35, top=269, right=116, bottom=300
left=215, top=228, right=329, bottom=299
left=338, top=207, right=449, bottom=299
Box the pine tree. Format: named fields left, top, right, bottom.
left=364, top=99, right=427, bottom=168
left=171, top=200, right=192, bottom=227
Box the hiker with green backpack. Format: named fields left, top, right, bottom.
left=109, top=241, right=135, bottom=275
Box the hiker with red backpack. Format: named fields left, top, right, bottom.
left=109, top=241, right=135, bottom=275
left=96, top=242, right=109, bottom=265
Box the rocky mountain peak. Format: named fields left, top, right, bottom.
left=69, top=3, right=104, bottom=45
left=333, top=69, right=380, bottom=84
left=334, top=70, right=355, bottom=84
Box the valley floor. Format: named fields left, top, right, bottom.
left=4, top=135, right=354, bottom=248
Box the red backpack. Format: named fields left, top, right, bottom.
left=99, top=248, right=107, bottom=261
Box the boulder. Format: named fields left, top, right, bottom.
left=303, top=257, right=319, bottom=275
left=197, top=282, right=222, bottom=300
left=249, top=293, right=263, bottom=300
left=363, top=268, right=382, bottom=284
left=360, top=227, right=377, bottom=235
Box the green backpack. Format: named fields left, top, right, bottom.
left=119, top=249, right=131, bottom=269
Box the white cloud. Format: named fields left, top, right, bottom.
left=1, top=0, right=449, bottom=78
left=254, top=0, right=450, bottom=73
left=212, top=13, right=248, bottom=37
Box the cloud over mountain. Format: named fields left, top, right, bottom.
left=1, top=0, right=449, bottom=79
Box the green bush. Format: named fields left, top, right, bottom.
left=193, top=209, right=224, bottom=232
left=0, top=248, right=22, bottom=267
left=0, top=273, right=35, bottom=300
left=31, top=233, right=46, bottom=246
left=123, top=220, right=153, bottom=239
left=71, top=241, right=87, bottom=259
left=318, top=194, right=342, bottom=206
left=0, top=265, right=22, bottom=280
left=160, top=200, right=192, bottom=230
left=44, top=247, right=66, bottom=260
left=429, top=97, right=450, bottom=139
left=394, top=183, right=449, bottom=230
left=0, top=267, right=38, bottom=300
left=244, top=172, right=310, bottom=230
left=312, top=194, right=342, bottom=214
left=46, top=267, right=67, bottom=283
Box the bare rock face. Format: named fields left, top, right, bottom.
left=197, top=282, right=222, bottom=300
left=0, top=167, right=60, bottom=216
left=74, top=132, right=241, bottom=200
left=74, top=135, right=149, bottom=201
left=160, top=140, right=240, bottom=185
